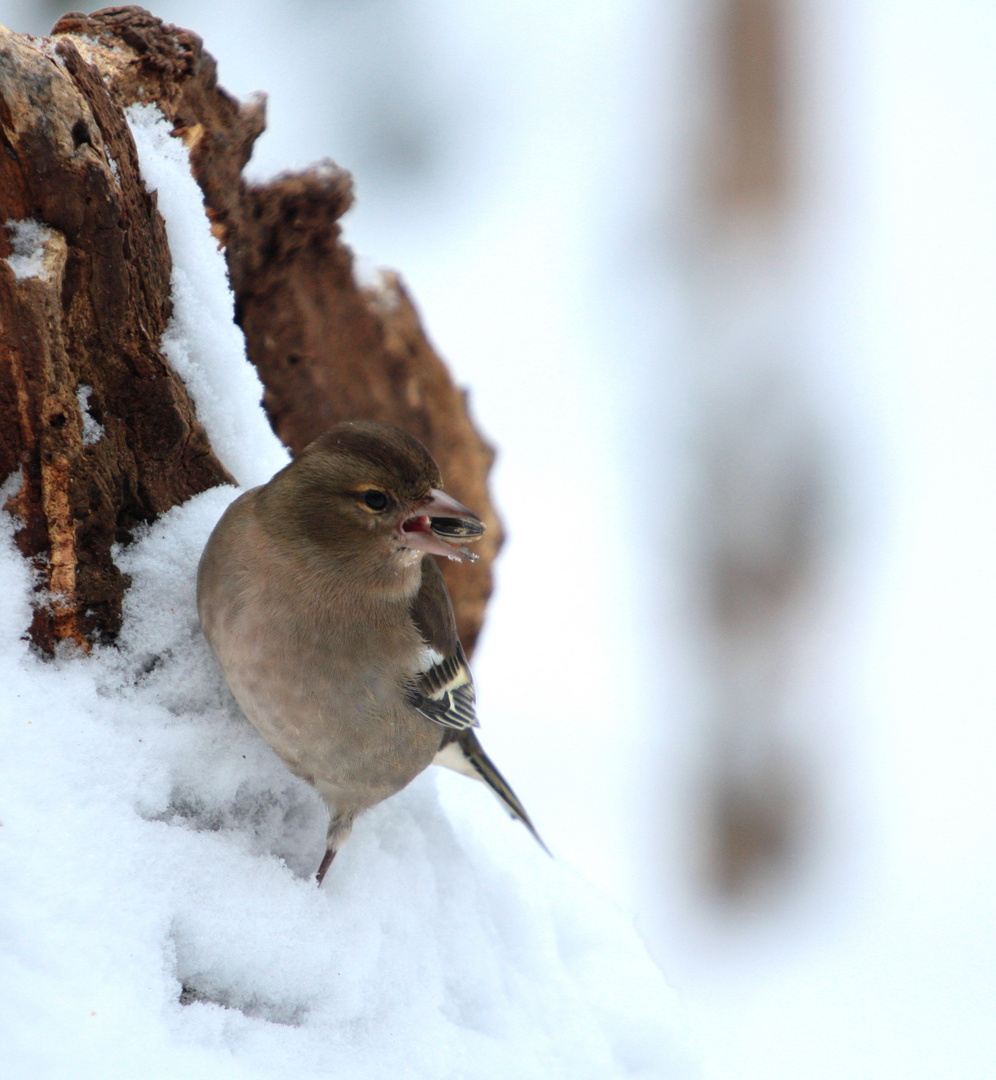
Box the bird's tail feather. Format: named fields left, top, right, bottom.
left=457, top=731, right=552, bottom=857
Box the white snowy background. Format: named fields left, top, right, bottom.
left=3, top=1, right=996, bottom=1078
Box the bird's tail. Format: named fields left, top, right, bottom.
left=439, top=730, right=552, bottom=857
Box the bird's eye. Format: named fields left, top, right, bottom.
left=362, top=489, right=389, bottom=511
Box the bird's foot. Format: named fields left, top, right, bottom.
left=315, top=847, right=336, bottom=886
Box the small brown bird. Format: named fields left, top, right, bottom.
left=197, top=420, right=546, bottom=884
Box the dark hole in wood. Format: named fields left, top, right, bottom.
left=71, top=119, right=91, bottom=148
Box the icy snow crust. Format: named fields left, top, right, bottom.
left=0, top=109, right=689, bottom=1078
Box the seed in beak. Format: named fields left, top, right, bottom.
left=429, top=516, right=486, bottom=540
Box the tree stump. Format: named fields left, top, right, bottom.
left=1, top=6, right=501, bottom=656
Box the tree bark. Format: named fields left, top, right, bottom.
left=1, top=6, right=500, bottom=656
left=0, top=23, right=232, bottom=652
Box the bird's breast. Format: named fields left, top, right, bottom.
left=199, top=524, right=440, bottom=808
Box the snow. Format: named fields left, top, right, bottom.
left=3, top=218, right=53, bottom=281
left=125, top=103, right=288, bottom=490
left=75, top=385, right=103, bottom=446
left=0, top=495, right=690, bottom=1078
left=0, top=69, right=692, bottom=1080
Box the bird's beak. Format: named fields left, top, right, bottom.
left=399, top=489, right=485, bottom=562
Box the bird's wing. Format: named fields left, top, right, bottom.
left=407, top=557, right=479, bottom=731
left=412, top=560, right=550, bottom=856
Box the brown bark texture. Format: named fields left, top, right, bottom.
left=1, top=6, right=500, bottom=656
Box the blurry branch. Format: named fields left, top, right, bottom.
left=678, top=0, right=832, bottom=903
left=712, top=0, right=786, bottom=212
left=696, top=380, right=829, bottom=900
left=0, top=5, right=500, bottom=656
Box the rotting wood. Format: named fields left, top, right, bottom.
left=1, top=7, right=500, bottom=655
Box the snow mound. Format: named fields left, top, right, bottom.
left=0, top=491, right=689, bottom=1078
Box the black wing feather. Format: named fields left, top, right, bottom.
left=408, top=558, right=479, bottom=731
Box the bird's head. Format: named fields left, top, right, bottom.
left=261, top=421, right=484, bottom=583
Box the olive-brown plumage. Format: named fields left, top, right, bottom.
left=197, top=420, right=545, bottom=883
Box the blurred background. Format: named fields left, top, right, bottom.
left=8, top=1, right=995, bottom=1075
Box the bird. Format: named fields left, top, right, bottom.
left=197, top=420, right=548, bottom=884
